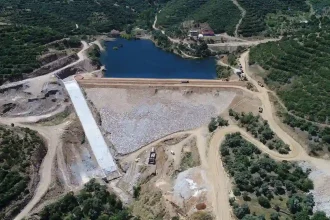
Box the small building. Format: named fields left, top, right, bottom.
left=189, top=30, right=199, bottom=37
left=201, top=29, right=215, bottom=36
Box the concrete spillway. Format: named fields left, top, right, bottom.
left=63, top=79, right=118, bottom=178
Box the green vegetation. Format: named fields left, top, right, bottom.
left=88, top=45, right=101, bottom=67
left=180, top=146, right=201, bottom=171
left=237, top=0, right=309, bottom=37
left=216, top=65, right=232, bottom=79
left=0, top=0, right=152, bottom=83
left=281, top=113, right=330, bottom=155
left=229, top=110, right=290, bottom=154
left=0, top=125, right=46, bottom=219
left=190, top=211, right=214, bottom=220
left=250, top=16, right=330, bottom=124
left=310, top=0, right=330, bottom=15
left=221, top=132, right=325, bottom=219
left=152, top=30, right=172, bottom=51
left=133, top=185, right=141, bottom=199
left=157, top=0, right=241, bottom=35
left=39, top=179, right=130, bottom=220
left=208, top=116, right=229, bottom=132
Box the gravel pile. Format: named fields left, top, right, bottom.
left=299, top=161, right=330, bottom=216
left=85, top=88, right=235, bottom=154
left=101, top=102, right=217, bottom=154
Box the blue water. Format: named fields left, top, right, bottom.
left=101, top=38, right=216, bottom=79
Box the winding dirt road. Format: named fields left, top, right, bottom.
left=231, top=0, right=246, bottom=37
left=204, top=50, right=330, bottom=220
left=0, top=40, right=96, bottom=220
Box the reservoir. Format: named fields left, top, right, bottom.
left=101, top=38, right=216, bottom=79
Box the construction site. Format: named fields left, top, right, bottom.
left=1, top=38, right=330, bottom=220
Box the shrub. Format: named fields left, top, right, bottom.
left=234, top=203, right=250, bottom=219
left=133, top=185, right=141, bottom=198
left=258, top=196, right=271, bottom=208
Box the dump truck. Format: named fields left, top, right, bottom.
left=148, top=147, right=156, bottom=165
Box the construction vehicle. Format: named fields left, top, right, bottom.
left=259, top=107, right=263, bottom=113
left=148, top=147, right=156, bottom=165
left=102, top=177, right=109, bottom=183
left=181, top=80, right=189, bottom=83
left=258, top=81, right=264, bottom=87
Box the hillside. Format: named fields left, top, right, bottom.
left=250, top=16, right=330, bottom=124
left=237, top=0, right=309, bottom=37
left=0, top=0, right=153, bottom=83
left=0, top=125, right=46, bottom=220
left=157, top=0, right=241, bottom=35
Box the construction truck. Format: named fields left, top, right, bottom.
left=148, top=147, right=156, bottom=165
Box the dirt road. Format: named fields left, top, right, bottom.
left=201, top=50, right=330, bottom=220
left=231, top=0, right=246, bottom=37
left=0, top=117, right=71, bottom=220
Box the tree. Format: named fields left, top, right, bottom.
left=270, top=212, right=280, bottom=220
left=295, top=211, right=310, bottom=220
left=258, top=196, right=270, bottom=208
left=311, top=211, right=330, bottom=220
left=133, top=185, right=141, bottom=199
left=242, top=192, right=250, bottom=201
left=208, top=117, right=218, bottom=132
left=287, top=195, right=302, bottom=214
left=323, top=135, right=330, bottom=144
left=217, top=116, right=229, bottom=127
left=234, top=203, right=250, bottom=219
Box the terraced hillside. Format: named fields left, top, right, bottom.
left=157, top=0, right=241, bottom=35
left=237, top=0, right=309, bottom=37
left=250, top=16, right=330, bottom=124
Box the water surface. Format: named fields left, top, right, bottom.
left=101, top=38, right=216, bottom=79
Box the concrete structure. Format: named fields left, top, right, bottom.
left=189, top=30, right=199, bottom=37
left=63, top=79, right=118, bottom=178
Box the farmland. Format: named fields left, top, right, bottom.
left=237, top=0, right=309, bottom=37
left=221, top=133, right=325, bottom=220
left=250, top=16, right=330, bottom=124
